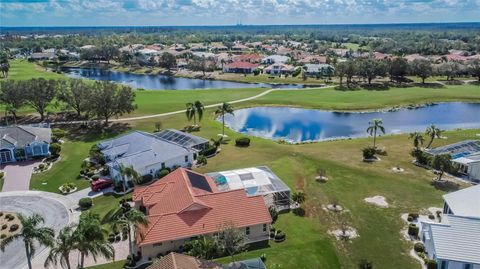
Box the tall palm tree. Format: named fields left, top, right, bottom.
left=75, top=212, right=115, bottom=269
left=0, top=213, right=54, bottom=269
left=194, top=101, right=205, bottom=125
left=44, top=226, right=76, bottom=269
left=366, top=119, right=385, bottom=148
left=186, top=102, right=196, bottom=125
left=119, top=164, right=139, bottom=193
left=426, top=124, right=442, bottom=148
left=409, top=132, right=425, bottom=149
left=103, top=208, right=148, bottom=258
left=215, top=102, right=234, bottom=137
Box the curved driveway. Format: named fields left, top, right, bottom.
left=0, top=191, right=78, bottom=269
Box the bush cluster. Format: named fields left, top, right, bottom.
left=408, top=224, right=419, bottom=237
left=414, top=242, right=425, bottom=253
left=157, top=169, right=170, bottom=179
left=235, top=137, right=251, bottom=147
left=78, top=197, right=93, bottom=209
left=362, top=146, right=376, bottom=159
left=9, top=224, right=19, bottom=232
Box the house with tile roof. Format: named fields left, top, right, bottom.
left=264, top=63, right=295, bottom=75
left=223, top=62, right=259, bottom=74
left=98, top=130, right=208, bottom=186
left=133, top=168, right=272, bottom=258
left=0, top=125, right=51, bottom=164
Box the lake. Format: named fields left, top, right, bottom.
left=61, top=67, right=307, bottom=90
left=221, top=103, right=480, bottom=142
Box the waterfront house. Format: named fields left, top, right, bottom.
left=133, top=168, right=272, bottom=258
left=98, top=129, right=208, bottom=184
left=223, top=62, right=259, bottom=74
left=264, top=63, right=295, bottom=75
left=303, top=64, right=335, bottom=77
left=261, top=55, right=290, bottom=64
left=0, top=125, right=51, bottom=164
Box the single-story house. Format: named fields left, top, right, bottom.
left=146, top=253, right=267, bottom=269
left=29, top=52, right=56, bottom=61
left=233, top=54, right=264, bottom=64
left=426, top=140, right=480, bottom=182
left=98, top=130, right=208, bottom=184
left=303, top=64, right=335, bottom=76
left=298, top=55, right=327, bottom=64
left=223, top=62, right=259, bottom=74
left=261, top=55, right=290, bottom=64
left=0, top=125, right=51, bottom=164
left=133, top=168, right=272, bottom=258
left=442, top=184, right=480, bottom=218
left=207, top=166, right=291, bottom=211
left=421, top=215, right=480, bottom=269
left=231, top=44, right=249, bottom=51
left=264, top=63, right=295, bottom=75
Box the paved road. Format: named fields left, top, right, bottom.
left=52, top=86, right=335, bottom=125
left=1, top=161, right=41, bottom=192
left=0, top=191, right=78, bottom=269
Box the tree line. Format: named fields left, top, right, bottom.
left=0, top=78, right=136, bottom=124
left=335, top=57, right=480, bottom=87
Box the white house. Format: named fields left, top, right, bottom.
left=442, top=184, right=480, bottom=217
left=98, top=130, right=208, bottom=184
left=421, top=215, right=480, bottom=269
left=261, top=55, right=290, bottom=64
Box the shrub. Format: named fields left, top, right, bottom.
left=235, top=137, right=251, bottom=147
left=292, top=207, right=305, bottom=216
left=292, top=68, right=301, bottom=77
left=408, top=224, right=419, bottom=237
left=9, top=224, right=19, bottom=232
left=362, top=147, right=376, bottom=159
left=86, top=171, right=95, bottom=177
left=201, top=145, right=217, bottom=156
left=157, top=169, right=170, bottom=179
left=408, top=213, right=419, bottom=220
left=196, top=155, right=207, bottom=166
left=0, top=212, right=3, bottom=217
left=0, top=234, right=6, bottom=239
left=38, top=163, right=46, bottom=170
left=253, top=69, right=260, bottom=76
left=414, top=242, right=425, bottom=253
left=7, top=215, right=15, bottom=221
left=5, top=213, right=12, bottom=219
left=91, top=175, right=100, bottom=181
left=60, top=182, right=76, bottom=193
left=1, top=224, right=7, bottom=230
left=101, top=166, right=110, bottom=176
left=50, top=143, right=62, bottom=156
left=274, top=232, right=286, bottom=242
left=138, top=174, right=153, bottom=184
left=269, top=206, right=278, bottom=224
left=52, top=128, right=66, bottom=140
left=428, top=214, right=435, bottom=220
left=260, top=253, right=267, bottom=262
left=0, top=172, right=4, bottom=180
left=426, top=259, right=437, bottom=269
left=411, top=148, right=430, bottom=165
left=78, top=198, right=93, bottom=209
left=407, top=216, right=413, bottom=222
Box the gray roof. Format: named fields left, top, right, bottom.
left=225, top=258, right=266, bottom=269
left=154, top=129, right=208, bottom=149
left=426, top=215, right=480, bottom=265
left=0, top=125, right=51, bottom=149
left=443, top=185, right=480, bottom=218
left=99, top=131, right=196, bottom=171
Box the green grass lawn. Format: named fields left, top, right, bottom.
left=86, top=260, right=126, bottom=269
left=2, top=59, right=65, bottom=81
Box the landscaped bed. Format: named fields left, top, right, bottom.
left=0, top=212, right=22, bottom=241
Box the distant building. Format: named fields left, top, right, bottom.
left=264, top=63, right=295, bottom=75
left=261, top=55, right=290, bottom=64
left=303, top=64, right=334, bottom=77
left=29, top=52, right=56, bottom=61
left=0, top=125, right=51, bottom=164
left=223, top=62, right=259, bottom=74
left=98, top=129, right=208, bottom=184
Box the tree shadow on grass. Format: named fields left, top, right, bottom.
left=63, top=122, right=131, bottom=142
left=412, top=82, right=445, bottom=89
left=361, top=83, right=390, bottom=91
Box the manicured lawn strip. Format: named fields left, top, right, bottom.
left=244, top=85, right=480, bottom=111
left=29, top=140, right=94, bottom=192
left=2, top=59, right=65, bottom=81
left=86, top=260, right=125, bottom=269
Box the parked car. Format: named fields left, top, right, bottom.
left=91, top=178, right=113, bottom=192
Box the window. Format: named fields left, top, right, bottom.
left=440, top=261, right=448, bottom=269
left=161, top=163, right=165, bottom=169
left=464, top=264, right=472, bottom=269
left=263, top=224, right=267, bottom=232
left=246, top=227, right=250, bottom=235
left=153, top=243, right=163, bottom=247
left=193, top=153, right=197, bottom=160
left=185, top=155, right=189, bottom=162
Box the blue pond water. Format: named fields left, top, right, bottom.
left=221, top=102, right=480, bottom=142
left=61, top=67, right=306, bottom=90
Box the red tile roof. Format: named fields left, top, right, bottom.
left=233, top=54, right=264, bottom=63
left=133, top=168, right=271, bottom=246
left=147, top=252, right=222, bottom=269
left=224, top=62, right=259, bottom=69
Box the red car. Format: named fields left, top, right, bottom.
left=91, top=178, right=113, bottom=192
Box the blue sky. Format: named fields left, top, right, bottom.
left=1, top=0, right=479, bottom=26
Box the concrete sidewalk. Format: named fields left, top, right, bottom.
left=1, top=161, right=42, bottom=192
left=66, top=186, right=113, bottom=202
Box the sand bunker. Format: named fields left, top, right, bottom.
left=364, top=196, right=389, bottom=208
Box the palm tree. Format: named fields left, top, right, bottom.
left=409, top=132, right=425, bottom=149
left=186, top=102, right=196, bottom=125
left=292, top=191, right=306, bottom=204
left=44, top=226, right=76, bottom=269
left=425, top=124, right=442, bottom=148
left=103, top=208, right=148, bottom=259
left=0, top=213, right=54, bottom=269
left=215, top=102, right=234, bottom=137
left=119, top=164, right=139, bottom=193
left=186, top=101, right=205, bottom=127
left=194, top=101, right=205, bottom=125
left=75, top=212, right=115, bottom=269
left=188, top=235, right=219, bottom=260
left=366, top=119, right=385, bottom=148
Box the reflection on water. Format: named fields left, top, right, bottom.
left=61, top=67, right=307, bottom=90
left=221, top=103, right=480, bottom=142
